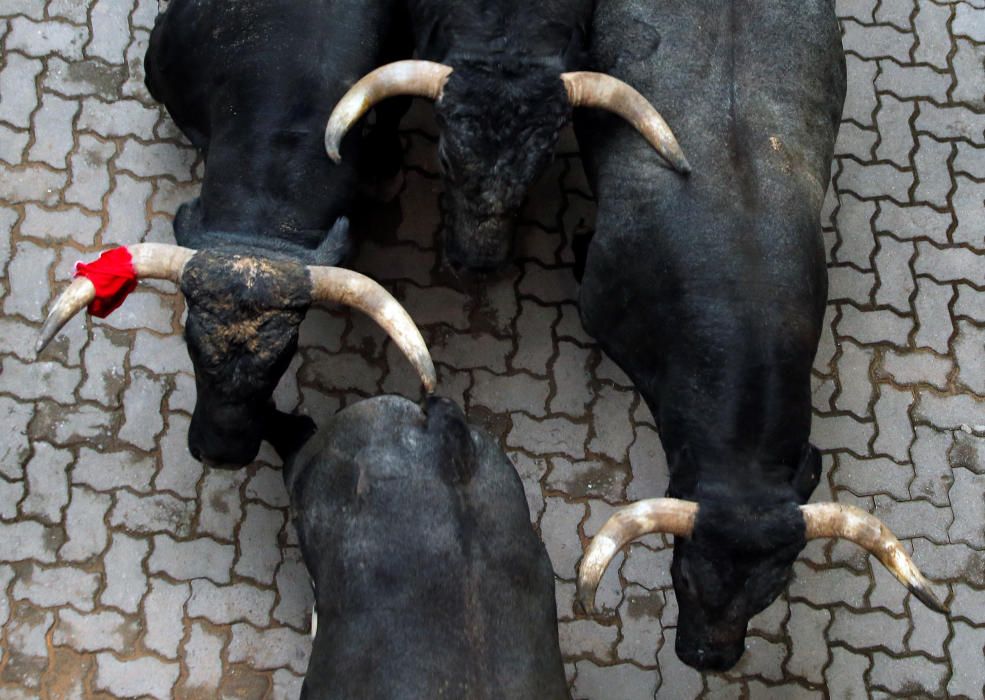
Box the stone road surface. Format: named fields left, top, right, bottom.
left=1, top=0, right=984, bottom=698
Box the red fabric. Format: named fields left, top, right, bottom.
left=74, top=247, right=138, bottom=318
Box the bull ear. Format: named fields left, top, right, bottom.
left=310, top=217, right=353, bottom=267
left=425, top=397, right=476, bottom=485
left=791, top=444, right=822, bottom=501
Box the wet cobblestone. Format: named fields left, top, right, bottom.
left=0, top=0, right=983, bottom=697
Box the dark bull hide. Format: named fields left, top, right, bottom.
left=325, top=0, right=690, bottom=271
left=574, top=0, right=947, bottom=671
left=285, top=396, right=569, bottom=699
left=36, top=0, right=432, bottom=467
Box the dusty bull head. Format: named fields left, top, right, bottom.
left=579, top=498, right=948, bottom=671
left=325, top=60, right=690, bottom=270
left=37, top=243, right=436, bottom=467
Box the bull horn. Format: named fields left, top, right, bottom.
left=308, top=266, right=436, bottom=393
left=36, top=243, right=194, bottom=354
left=801, top=503, right=948, bottom=614
left=325, top=60, right=454, bottom=162
left=561, top=72, right=691, bottom=175
left=577, top=498, right=698, bottom=614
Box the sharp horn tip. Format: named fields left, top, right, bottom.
left=912, top=585, right=949, bottom=616
left=676, top=157, right=692, bottom=175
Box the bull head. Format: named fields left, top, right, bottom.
left=37, top=242, right=436, bottom=467
left=324, top=60, right=690, bottom=270
left=578, top=497, right=948, bottom=671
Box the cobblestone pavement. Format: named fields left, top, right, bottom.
left=0, top=0, right=983, bottom=698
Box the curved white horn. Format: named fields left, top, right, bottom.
left=326, top=60, right=454, bottom=162
left=801, top=503, right=948, bottom=614
left=577, top=498, right=698, bottom=614
left=561, top=72, right=691, bottom=174
left=308, top=266, right=436, bottom=393
left=36, top=243, right=194, bottom=355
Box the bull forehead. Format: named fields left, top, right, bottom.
left=181, top=250, right=313, bottom=310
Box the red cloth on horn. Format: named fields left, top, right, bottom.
left=73, top=247, right=138, bottom=318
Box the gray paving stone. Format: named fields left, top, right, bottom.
left=906, top=593, right=950, bottom=658
left=873, top=493, right=952, bottom=543
left=0, top=475, right=24, bottom=519
left=947, top=621, right=985, bottom=699
left=842, top=54, right=880, bottom=127
left=53, top=608, right=136, bottom=653
left=588, top=385, right=635, bottom=460
left=86, top=0, right=133, bottom=64
left=913, top=277, right=955, bottom=353
left=471, top=369, right=549, bottom=416
left=952, top=431, right=985, bottom=474
left=182, top=621, right=224, bottom=691
left=59, top=486, right=111, bottom=562
left=0, top=53, right=44, bottom=128
left=94, top=653, right=180, bottom=700
left=227, top=623, right=310, bottom=674
left=953, top=176, right=985, bottom=249
left=197, top=467, right=248, bottom=541
left=828, top=606, right=909, bottom=654
left=100, top=532, right=148, bottom=614
left=915, top=392, right=985, bottom=431
left=7, top=16, right=88, bottom=59
left=868, top=650, right=947, bottom=696
left=727, top=634, right=787, bottom=682
left=873, top=236, right=915, bottom=312
left=0, top=396, right=33, bottom=478
left=558, top=619, right=618, bottom=662
left=156, top=413, right=203, bottom=499
left=510, top=451, right=548, bottom=522
left=571, top=660, right=660, bottom=700
left=550, top=341, right=593, bottom=416
left=874, top=94, right=915, bottom=167
left=273, top=550, right=313, bottom=631
left=838, top=159, right=914, bottom=202
left=835, top=340, right=875, bottom=416
left=508, top=413, right=589, bottom=459
left=117, top=368, right=166, bottom=451
left=77, top=96, right=158, bottom=138
left=539, top=497, right=585, bottom=579
left=13, top=563, right=100, bottom=611
left=149, top=534, right=235, bottom=584
left=788, top=561, right=869, bottom=608
left=810, top=412, right=875, bottom=456
left=951, top=585, right=985, bottom=625
left=838, top=305, right=913, bottom=347
left=0, top=356, right=81, bottom=404
left=948, top=468, right=985, bottom=548
left=187, top=579, right=275, bottom=627
left=64, top=133, right=116, bottom=211
left=4, top=239, right=55, bottom=322
left=617, top=585, right=663, bottom=667
left=512, top=300, right=556, bottom=374
left=143, top=578, right=191, bottom=659
left=73, top=447, right=155, bottom=493
left=915, top=102, right=985, bottom=145
left=98, top=288, right=174, bottom=333
left=20, top=442, right=72, bottom=524
left=829, top=265, right=876, bottom=305
left=622, top=544, right=674, bottom=591
left=913, top=136, right=954, bottom=208
left=880, top=348, right=952, bottom=390
left=955, top=321, right=985, bottom=395
left=914, top=0, right=953, bottom=68
left=872, top=384, right=916, bottom=461
left=235, top=502, right=284, bottom=585
left=953, top=38, right=985, bottom=110
left=655, top=627, right=703, bottom=700
left=29, top=92, right=79, bottom=168
left=832, top=453, right=912, bottom=499
left=110, top=489, right=195, bottom=538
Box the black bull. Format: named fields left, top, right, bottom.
left=37, top=0, right=436, bottom=467
left=285, top=396, right=569, bottom=699
left=575, top=0, right=946, bottom=672
left=325, top=0, right=690, bottom=271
